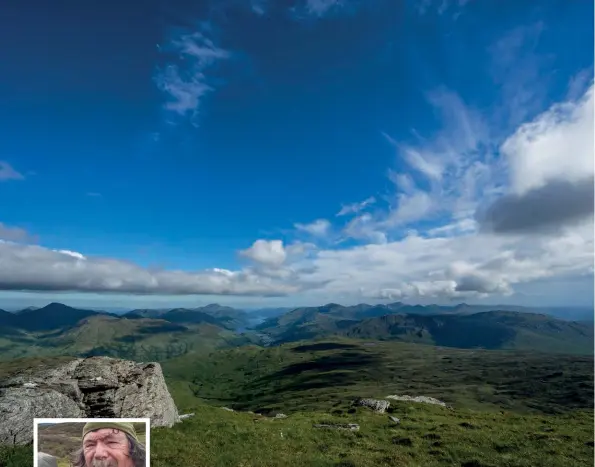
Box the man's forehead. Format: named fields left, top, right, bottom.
left=84, top=428, right=126, bottom=441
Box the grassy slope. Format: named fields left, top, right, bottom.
left=153, top=339, right=594, bottom=466
left=151, top=395, right=593, bottom=467
left=162, top=338, right=594, bottom=415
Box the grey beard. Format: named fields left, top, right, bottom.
left=90, top=460, right=119, bottom=467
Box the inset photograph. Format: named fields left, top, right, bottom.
left=34, top=418, right=149, bottom=467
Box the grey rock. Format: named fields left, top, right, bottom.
left=0, top=356, right=180, bottom=445
left=221, top=407, right=235, bottom=412
left=386, top=395, right=447, bottom=408
left=274, top=413, right=288, bottom=419
left=388, top=416, right=400, bottom=424
left=357, top=398, right=390, bottom=413
left=38, top=452, right=59, bottom=467
left=313, top=423, right=359, bottom=431
left=0, top=388, right=84, bottom=444
left=179, top=413, right=195, bottom=420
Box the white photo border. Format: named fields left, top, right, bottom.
left=33, top=418, right=151, bottom=467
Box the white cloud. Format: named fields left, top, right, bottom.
left=250, top=0, right=268, bottom=15
left=292, top=79, right=594, bottom=303
left=304, top=0, right=345, bottom=17
left=336, top=197, right=376, bottom=217
left=342, top=214, right=387, bottom=244
left=295, top=219, right=332, bottom=237
left=155, top=30, right=230, bottom=120
left=0, top=162, right=24, bottom=181
left=239, top=239, right=287, bottom=268
left=290, top=0, right=360, bottom=19
left=501, top=84, right=594, bottom=196
left=0, top=223, right=36, bottom=243
left=0, top=240, right=297, bottom=296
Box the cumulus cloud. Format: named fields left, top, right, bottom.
left=155, top=28, right=230, bottom=121
left=239, top=239, right=287, bottom=268
left=0, top=162, right=24, bottom=181
left=0, top=240, right=296, bottom=296
left=477, top=82, right=594, bottom=234
left=0, top=223, right=36, bottom=243
left=501, top=83, right=594, bottom=196
left=478, top=177, right=594, bottom=234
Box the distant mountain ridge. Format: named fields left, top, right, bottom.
left=255, top=304, right=594, bottom=355
left=1, top=301, right=592, bottom=358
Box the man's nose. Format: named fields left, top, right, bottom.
left=93, top=442, right=109, bottom=459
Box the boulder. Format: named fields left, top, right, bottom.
left=388, top=416, right=400, bottom=424
left=38, top=452, right=59, bottom=467
left=356, top=398, right=390, bottom=413
left=0, top=356, right=180, bottom=445
left=274, top=413, right=288, bottom=419
left=385, top=395, right=447, bottom=408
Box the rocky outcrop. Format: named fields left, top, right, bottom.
left=356, top=398, right=390, bottom=413
left=38, top=452, right=59, bottom=467
left=386, top=394, right=448, bottom=408
left=0, top=356, right=180, bottom=445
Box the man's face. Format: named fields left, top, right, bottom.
left=82, top=428, right=134, bottom=467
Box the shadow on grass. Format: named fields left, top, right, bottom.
left=292, top=343, right=359, bottom=353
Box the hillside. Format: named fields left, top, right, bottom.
left=0, top=313, right=247, bottom=362
left=155, top=338, right=594, bottom=466
left=162, top=338, right=594, bottom=415
left=344, top=311, right=594, bottom=355
left=256, top=306, right=593, bottom=355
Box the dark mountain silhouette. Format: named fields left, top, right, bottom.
left=9, top=303, right=108, bottom=331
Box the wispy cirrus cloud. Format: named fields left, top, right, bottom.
left=295, top=219, right=332, bottom=237
left=0, top=161, right=24, bottom=181
left=155, top=27, right=231, bottom=124
left=336, top=197, right=376, bottom=217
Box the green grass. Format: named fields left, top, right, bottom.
left=151, top=398, right=594, bottom=467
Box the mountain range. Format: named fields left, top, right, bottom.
left=0, top=301, right=592, bottom=359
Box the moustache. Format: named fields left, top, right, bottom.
left=90, top=460, right=118, bottom=467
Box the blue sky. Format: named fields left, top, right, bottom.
left=0, top=0, right=593, bottom=310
